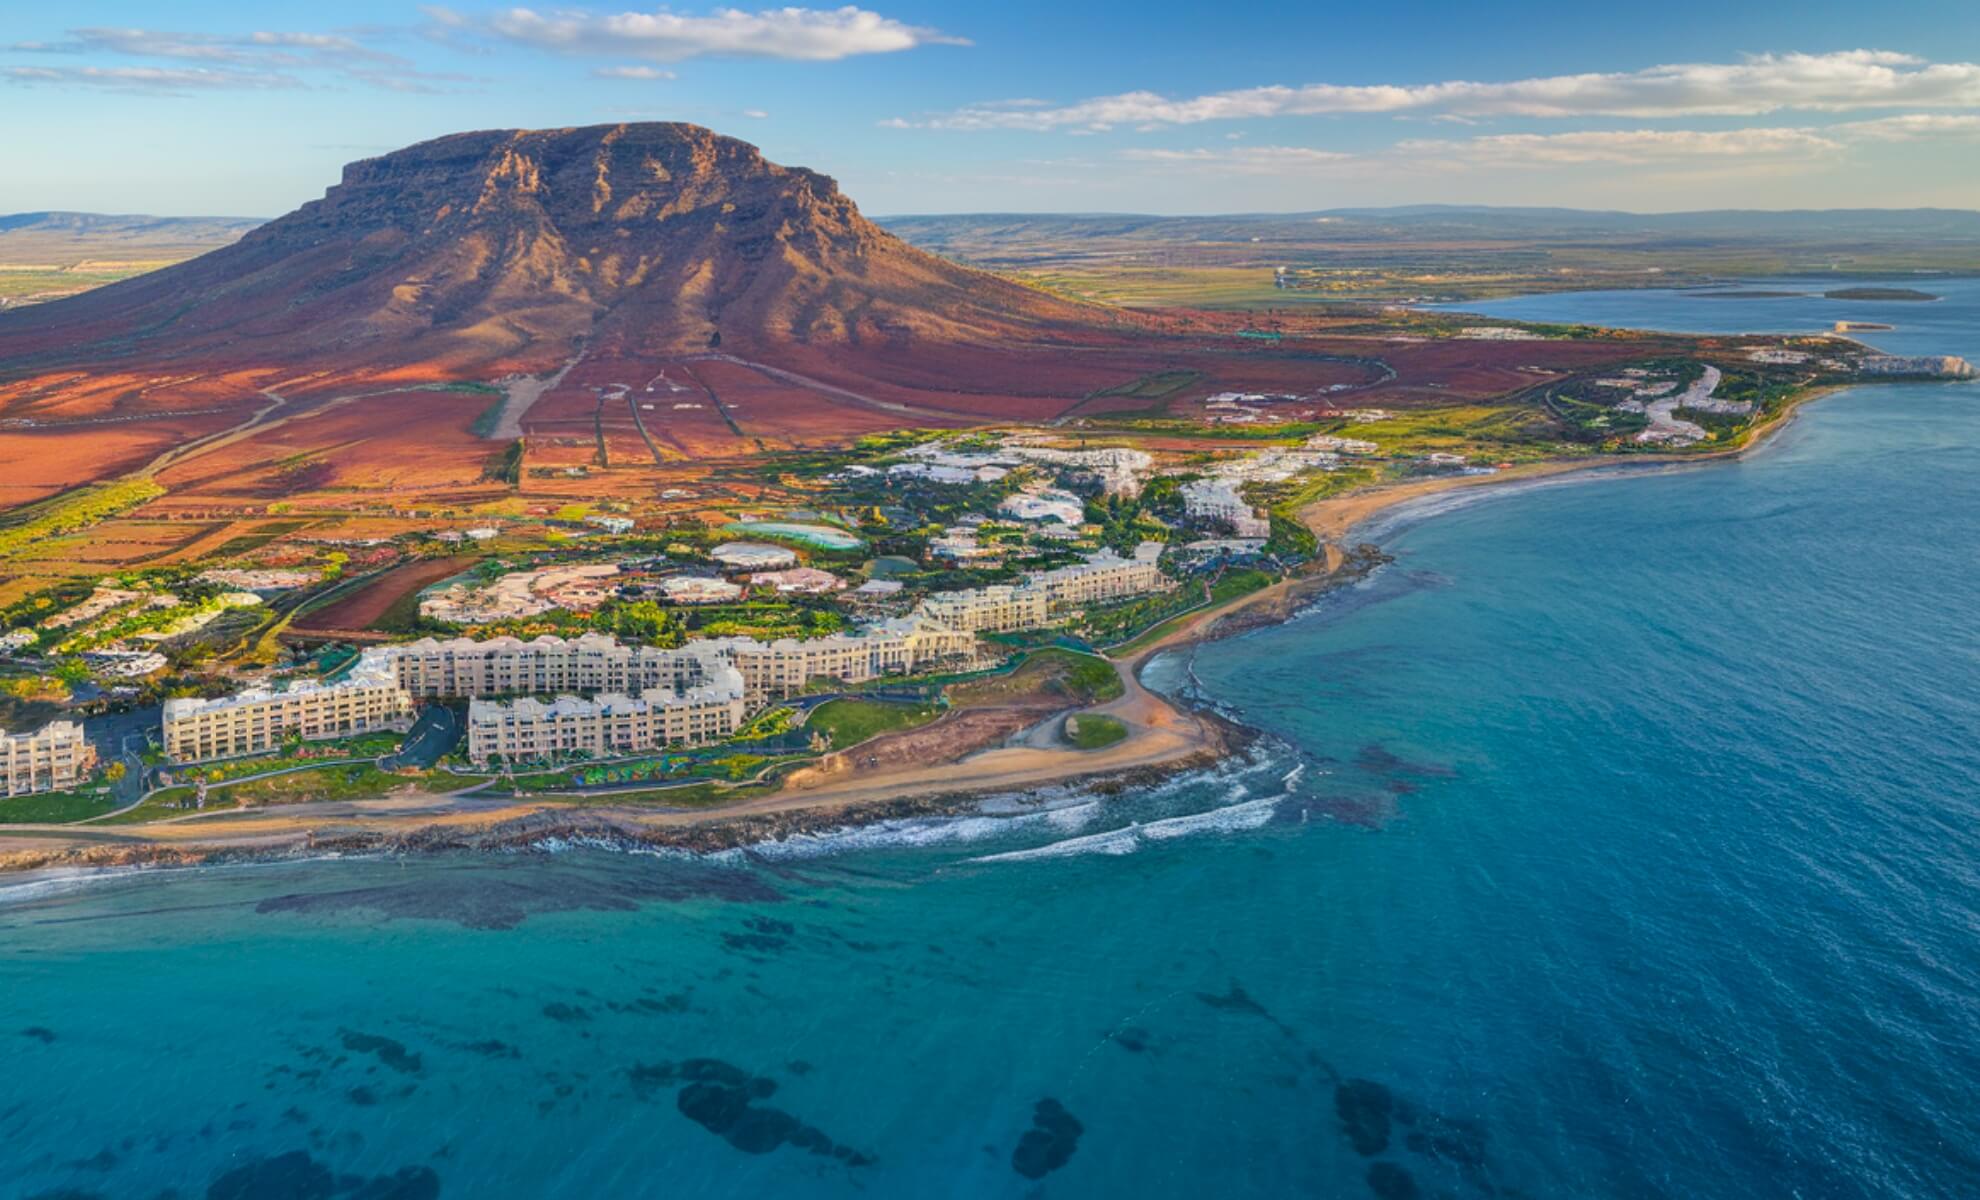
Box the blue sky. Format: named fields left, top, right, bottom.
left=4, top=0, right=1979, bottom=217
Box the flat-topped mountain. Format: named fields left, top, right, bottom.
left=0, top=123, right=1102, bottom=373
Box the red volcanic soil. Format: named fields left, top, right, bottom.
left=155, top=388, right=498, bottom=501
left=290, top=554, right=478, bottom=636
left=0, top=123, right=1670, bottom=506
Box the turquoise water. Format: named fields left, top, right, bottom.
left=6, top=291, right=1979, bottom=1198
left=1435, top=275, right=1980, bottom=358
left=721, top=522, right=864, bottom=551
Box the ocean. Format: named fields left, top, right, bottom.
left=4, top=283, right=1978, bottom=1199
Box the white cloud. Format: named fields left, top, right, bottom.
left=484, top=5, right=966, bottom=62
left=5, top=25, right=471, bottom=91
left=1395, top=126, right=1847, bottom=166
left=1836, top=112, right=1980, bottom=140
left=894, top=50, right=1980, bottom=131
left=1117, top=127, right=1863, bottom=183
left=1122, top=145, right=1356, bottom=174
left=4, top=64, right=303, bottom=92
left=592, top=64, right=675, bottom=79
left=740, top=107, right=769, bottom=118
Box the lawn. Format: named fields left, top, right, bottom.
left=806, top=698, right=942, bottom=749
left=1020, top=647, right=1125, bottom=704
left=92, top=787, right=198, bottom=825
left=1064, top=714, right=1128, bottom=750
left=0, top=788, right=121, bottom=825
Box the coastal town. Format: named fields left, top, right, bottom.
left=0, top=317, right=1969, bottom=854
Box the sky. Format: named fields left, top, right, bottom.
left=3, top=0, right=1979, bottom=218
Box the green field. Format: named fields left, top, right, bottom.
left=0, top=788, right=121, bottom=825
left=1064, top=714, right=1127, bottom=750
left=806, top=698, right=942, bottom=749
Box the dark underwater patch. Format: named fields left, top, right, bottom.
left=338, top=1030, right=423, bottom=1075
left=204, top=1151, right=438, bottom=1200
left=459, top=1039, right=521, bottom=1058
left=1336, top=1079, right=1394, bottom=1156
left=21, top=1026, right=57, bottom=1043
left=541, top=1002, right=592, bottom=1024
left=1109, top=1026, right=1154, bottom=1054
left=627, top=1059, right=871, bottom=1166
left=1354, top=744, right=1456, bottom=778
left=255, top=861, right=782, bottom=930
left=1366, top=1161, right=1419, bottom=1200
left=1011, top=1098, right=1084, bottom=1180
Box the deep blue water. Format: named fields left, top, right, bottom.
left=4, top=289, right=1979, bottom=1199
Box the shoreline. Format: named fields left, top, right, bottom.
left=0, top=380, right=1855, bottom=881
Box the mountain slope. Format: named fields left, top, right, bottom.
left=0, top=124, right=1108, bottom=374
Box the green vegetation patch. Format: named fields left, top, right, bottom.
left=0, top=476, right=166, bottom=560
left=0, top=788, right=120, bottom=825
left=1064, top=714, right=1128, bottom=751
left=1022, top=647, right=1125, bottom=704
left=807, top=698, right=942, bottom=749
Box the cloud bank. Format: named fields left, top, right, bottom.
left=895, top=51, right=1980, bottom=131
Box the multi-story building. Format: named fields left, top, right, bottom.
left=714, top=618, right=980, bottom=697
left=1, top=720, right=94, bottom=796
left=465, top=670, right=748, bottom=765
left=1179, top=480, right=1271, bottom=539
left=915, top=583, right=1052, bottom=634
left=392, top=626, right=979, bottom=705
left=913, top=544, right=1168, bottom=634
left=391, top=634, right=729, bottom=700
left=1030, top=543, right=1167, bottom=608
left=161, top=651, right=414, bottom=762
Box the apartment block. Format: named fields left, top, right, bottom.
left=1, top=720, right=95, bottom=797
left=391, top=633, right=729, bottom=699
left=465, top=672, right=747, bottom=765
left=161, top=652, right=414, bottom=761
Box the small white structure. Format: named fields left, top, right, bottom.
left=585, top=515, right=635, bottom=535
left=998, top=490, right=1086, bottom=526
left=749, top=567, right=845, bottom=595
left=710, top=542, right=798, bottom=571
left=658, top=576, right=745, bottom=604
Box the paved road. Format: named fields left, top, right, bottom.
left=385, top=706, right=461, bottom=770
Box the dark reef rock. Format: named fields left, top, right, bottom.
left=629, top=1058, right=870, bottom=1166
left=1336, top=1079, right=1395, bottom=1156
left=205, top=1152, right=438, bottom=1200
left=338, top=1030, right=424, bottom=1075
left=1366, top=1161, right=1419, bottom=1200
left=21, top=1026, right=58, bottom=1043
left=1011, top=1098, right=1084, bottom=1180
left=256, top=855, right=782, bottom=930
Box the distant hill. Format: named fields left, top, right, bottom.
left=0, top=124, right=1112, bottom=372
left=880, top=206, right=1980, bottom=254
left=0, top=212, right=262, bottom=263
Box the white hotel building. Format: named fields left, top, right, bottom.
left=161, top=651, right=415, bottom=762
left=466, top=670, right=749, bottom=765
left=913, top=544, right=1167, bottom=634
left=1, top=720, right=95, bottom=797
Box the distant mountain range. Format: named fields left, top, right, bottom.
left=879, top=206, right=1980, bottom=251
left=0, top=212, right=262, bottom=262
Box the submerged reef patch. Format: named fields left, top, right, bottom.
left=1011, top=1098, right=1084, bottom=1180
